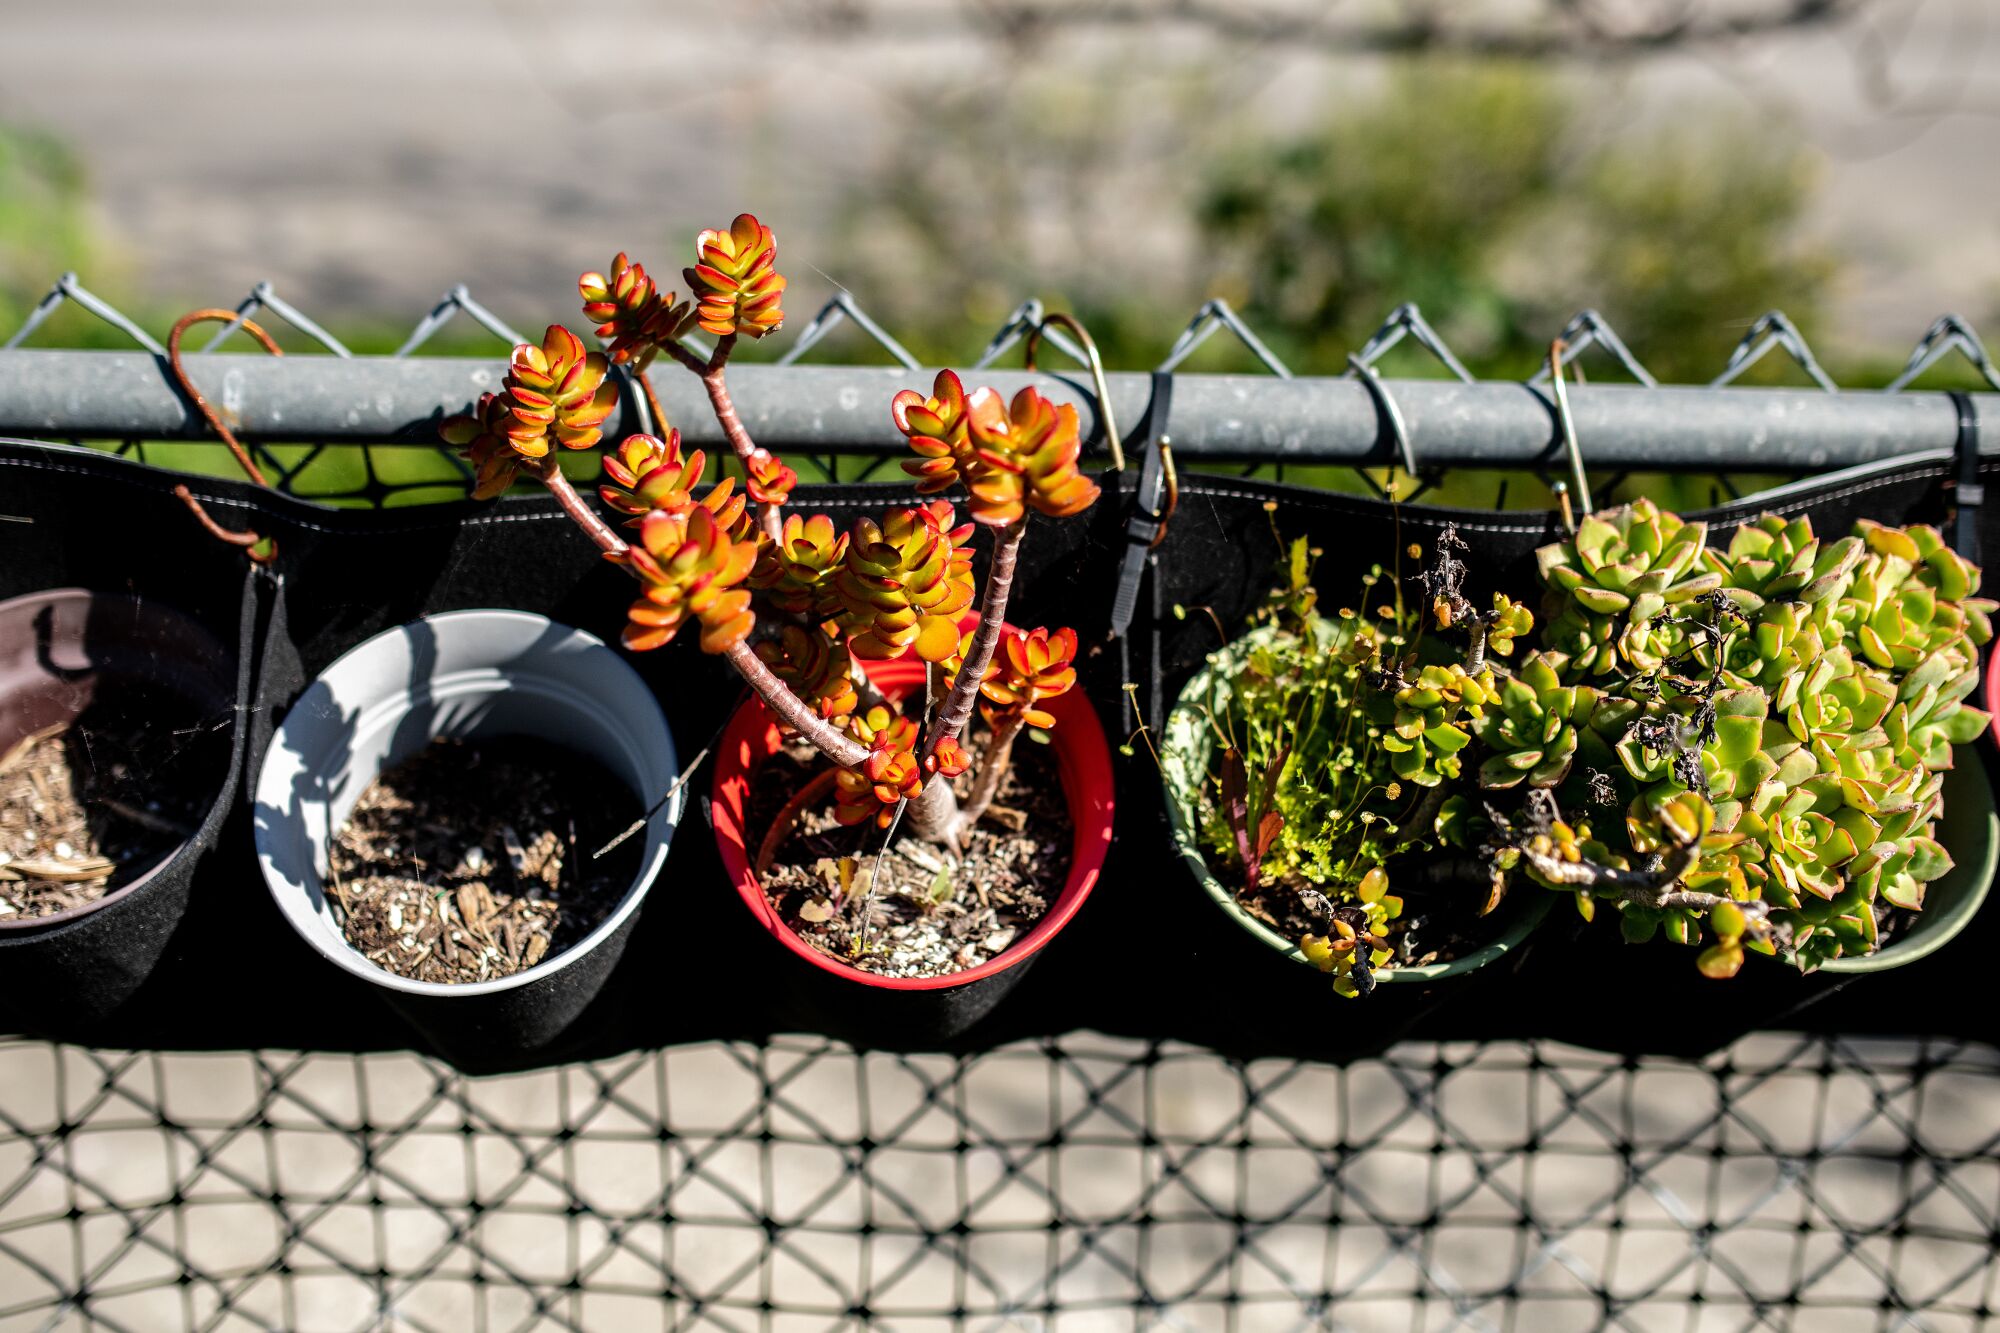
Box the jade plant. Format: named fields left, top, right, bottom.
left=1189, top=526, right=1531, bottom=996
left=441, top=215, right=1099, bottom=857
left=1487, top=501, right=1994, bottom=976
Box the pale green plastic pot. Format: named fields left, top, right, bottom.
left=1820, top=755, right=1997, bottom=974
left=1160, top=623, right=1552, bottom=984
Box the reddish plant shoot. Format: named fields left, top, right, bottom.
left=439, top=213, right=1096, bottom=846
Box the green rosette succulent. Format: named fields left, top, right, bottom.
left=1882, top=645, right=1989, bottom=771
left=1537, top=499, right=1722, bottom=679
left=1829, top=520, right=1995, bottom=671
left=1509, top=507, right=1991, bottom=979
left=1474, top=652, right=1597, bottom=789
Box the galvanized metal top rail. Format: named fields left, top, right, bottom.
left=6, top=272, right=2000, bottom=474
left=8, top=350, right=2000, bottom=473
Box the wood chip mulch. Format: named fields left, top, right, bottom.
left=327, top=736, right=643, bottom=985
left=753, top=725, right=1072, bottom=979
left=0, top=684, right=224, bottom=920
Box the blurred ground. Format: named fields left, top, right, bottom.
left=3, top=0, right=1998, bottom=364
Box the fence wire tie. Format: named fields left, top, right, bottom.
left=1351, top=302, right=1475, bottom=384
left=1346, top=353, right=1419, bottom=482
left=777, top=291, right=921, bottom=369
left=200, top=281, right=353, bottom=358
left=1157, top=298, right=1293, bottom=378
left=1533, top=309, right=1657, bottom=388
left=396, top=284, right=529, bottom=357
left=1546, top=336, right=1593, bottom=527
left=4, top=271, right=166, bottom=354
left=1026, top=312, right=1123, bottom=470
left=1886, top=313, right=2000, bottom=394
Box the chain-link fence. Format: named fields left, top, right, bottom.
left=6, top=272, right=2000, bottom=505
left=6, top=277, right=2000, bottom=1330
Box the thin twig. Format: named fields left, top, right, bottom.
left=593, top=740, right=715, bottom=859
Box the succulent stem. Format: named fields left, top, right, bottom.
left=923, top=520, right=1026, bottom=765
left=1518, top=838, right=1712, bottom=908
left=538, top=460, right=866, bottom=769
left=724, top=641, right=870, bottom=768
left=904, top=771, right=963, bottom=850
left=700, top=340, right=785, bottom=545
left=958, top=710, right=1027, bottom=828
left=539, top=462, right=626, bottom=555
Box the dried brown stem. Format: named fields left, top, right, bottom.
left=170, top=485, right=274, bottom=564
left=636, top=367, right=671, bottom=437
left=1519, top=839, right=1710, bottom=909
left=168, top=308, right=279, bottom=489
left=957, top=710, right=1026, bottom=829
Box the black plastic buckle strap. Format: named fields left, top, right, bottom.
left=1950, top=390, right=1983, bottom=561
left=1108, top=372, right=1175, bottom=642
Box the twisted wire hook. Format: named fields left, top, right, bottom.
left=165, top=308, right=282, bottom=561
left=1025, top=312, right=1125, bottom=471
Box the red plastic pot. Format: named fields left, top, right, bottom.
left=1988, top=644, right=2000, bottom=742
left=710, top=653, right=1113, bottom=1041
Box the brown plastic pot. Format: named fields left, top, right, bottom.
left=0, top=587, right=242, bottom=1027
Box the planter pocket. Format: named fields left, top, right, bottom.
left=0, top=530, right=261, bottom=1034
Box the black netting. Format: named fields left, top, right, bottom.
left=4, top=1034, right=1997, bottom=1330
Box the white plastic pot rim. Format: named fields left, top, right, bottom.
left=253, top=609, right=680, bottom=998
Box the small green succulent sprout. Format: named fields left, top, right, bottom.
left=1783, top=645, right=1895, bottom=750
left=1537, top=498, right=1722, bottom=679
left=1382, top=663, right=1496, bottom=786
left=1474, top=652, right=1597, bottom=789
left=1695, top=898, right=1777, bottom=978
left=1483, top=594, right=1535, bottom=659
left=1883, top=645, right=1989, bottom=771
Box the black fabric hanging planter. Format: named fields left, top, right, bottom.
left=0, top=577, right=255, bottom=1030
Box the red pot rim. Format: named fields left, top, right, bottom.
left=711, top=653, right=1114, bottom=990
left=1987, top=643, right=2000, bottom=739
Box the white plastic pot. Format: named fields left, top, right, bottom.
left=253, top=609, right=680, bottom=1061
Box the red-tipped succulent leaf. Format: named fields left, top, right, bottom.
left=684, top=213, right=786, bottom=339
left=980, top=625, right=1081, bottom=730
left=578, top=252, right=691, bottom=364
left=503, top=324, right=618, bottom=455
left=835, top=501, right=977, bottom=661
left=440, top=391, right=527, bottom=500
left=961, top=385, right=1101, bottom=527
left=612, top=505, right=758, bottom=654
left=894, top=370, right=976, bottom=495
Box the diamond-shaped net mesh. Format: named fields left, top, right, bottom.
left=4, top=1033, right=1996, bottom=1330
